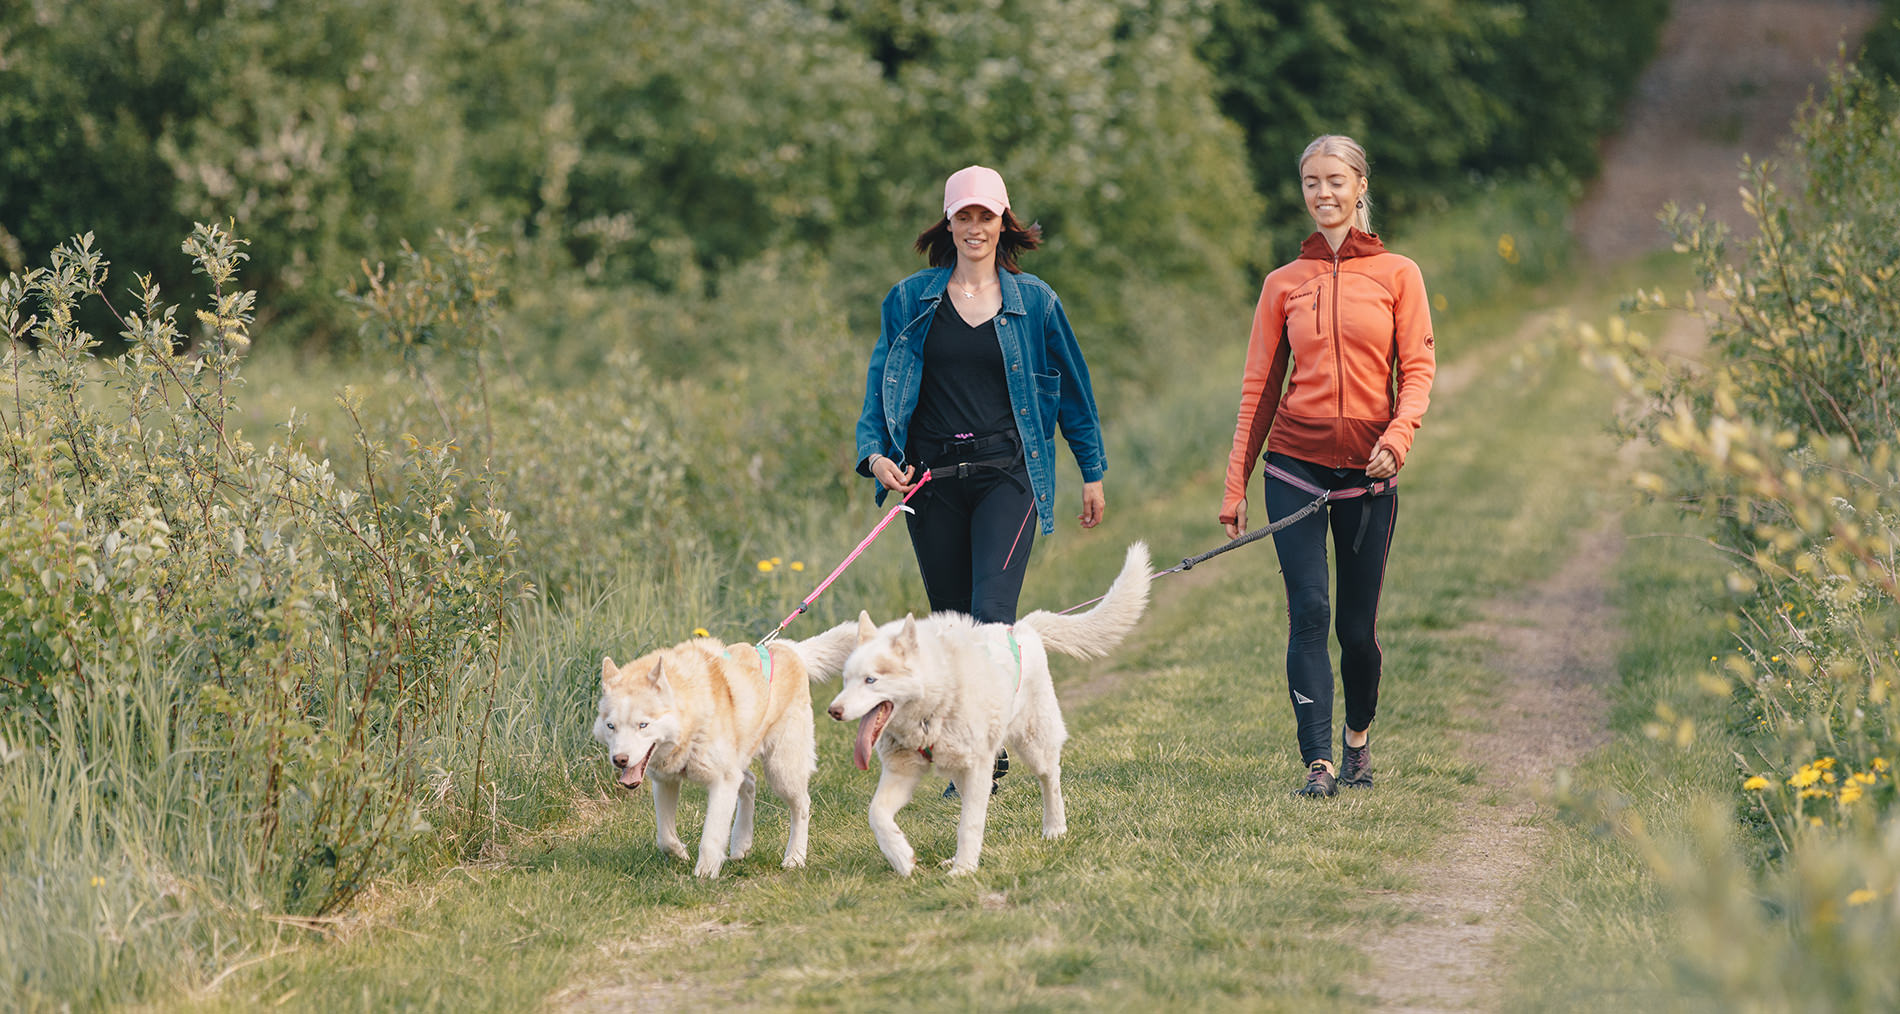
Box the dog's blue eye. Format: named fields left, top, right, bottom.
left=605, top=722, right=615, bottom=731
left=638, top=721, right=649, bottom=729
left=864, top=676, right=877, bottom=684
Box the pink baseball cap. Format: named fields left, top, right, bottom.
left=943, top=165, right=1010, bottom=217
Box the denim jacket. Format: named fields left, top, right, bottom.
left=854, top=266, right=1106, bottom=535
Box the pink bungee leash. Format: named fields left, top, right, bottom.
left=760, top=468, right=933, bottom=644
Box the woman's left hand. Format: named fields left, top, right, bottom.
left=1078, top=481, right=1105, bottom=529
left=1365, top=445, right=1399, bottom=480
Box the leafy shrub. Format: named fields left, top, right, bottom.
left=1578, top=60, right=1900, bottom=1008
left=1, top=225, right=523, bottom=921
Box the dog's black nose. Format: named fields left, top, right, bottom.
left=826, top=705, right=843, bottom=721
left=611, top=753, right=629, bottom=768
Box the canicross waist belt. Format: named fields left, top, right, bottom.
left=1261, top=460, right=1396, bottom=553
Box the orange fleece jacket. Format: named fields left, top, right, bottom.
left=1220, top=229, right=1436, bottom=525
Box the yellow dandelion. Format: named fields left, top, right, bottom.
left=1771, top=655, right=1781, bottom=662
left=1743, top=775, right=1770, bottom=791
left=757, top=559, right=775, bottom=573
left=790, top=561, right=805, bottom=572
left=1823, top=771, right=1837, bottom=784
left=1799, top=786, right=1832, bottom=799
left=1497, top=234, right=1520, bottom=264
left=1789, top=766, right=1822, bottom=788
left=1851, top=771, right=1877, bottom=786
left=771, top=557, right=782, bottom=565
left=1809, top=816, right=1825, bottom=827
left=693, top=627, right=710, bottom=638
left=1847, top=888, right=1878, bottom=906
left=1815, top=757, right=1838, bottom=770
left=1874, top=757, right=1890, bottom=773
left=90, top=876, right=105, bottom=888
left=1839, top=783, right=1864, bottom=805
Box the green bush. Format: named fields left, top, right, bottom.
left=1579, top=60, right=1900, bottom=1008
left=1, top=226, right=524, bottom=923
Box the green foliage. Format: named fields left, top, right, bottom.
left=1201, top=0, right=1667, bottom=260
left=1577, top=60, right=1900, bottom=1008
left=0, top=1, right=466, bottom=342
left=0, top=226, right=524, bottom=928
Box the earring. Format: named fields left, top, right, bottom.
left=1356, top=198, right=1364, bottom=209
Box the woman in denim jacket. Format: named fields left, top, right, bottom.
left=854, top=166, right=1109, bottom=791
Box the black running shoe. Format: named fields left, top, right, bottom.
left=1340, top=739, right=1372, bottom=788
left=1294, top=760, right=1337, bottom=798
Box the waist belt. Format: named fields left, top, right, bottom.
left=918, top=432, right=1026, bottom=489
left=1262, top=460, right=1397, bottom=553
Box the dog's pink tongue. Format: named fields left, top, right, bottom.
left=853, top=703, right=890, bottom=771
left=617, top=751, right=648, bottom=788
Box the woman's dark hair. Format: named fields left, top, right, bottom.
left=913, top=209, right=1043, bottom=272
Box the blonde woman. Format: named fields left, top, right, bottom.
left=1219, top=136, right=1436, bottom=798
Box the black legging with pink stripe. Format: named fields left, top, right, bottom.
left=1261, top=451, right=1399, bottom=767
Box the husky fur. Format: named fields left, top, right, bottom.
left=594, top=622, right=856, bottom=878
left=826, top=542, right=1151, bottom=876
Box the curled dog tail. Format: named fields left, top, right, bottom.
left=792, top=620, right=858, bottom=681
left=1018, top=541, right=1152, bottom=659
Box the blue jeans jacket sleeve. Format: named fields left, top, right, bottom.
left=854, top=284, right=908, bottom=486
left=1043, top=292, right=1106, bottom=483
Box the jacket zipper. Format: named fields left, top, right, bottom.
left=1331, top=251, right=1344, bottom=466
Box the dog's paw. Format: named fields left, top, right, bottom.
left=728, top=843, right=751, bottom=861
left=1042, top=823, right=1066, bottom=839
left=659, top=838, right=691, bottom=862
left=693, top=856, right=725, bottom=879
left=889, top=852, right=916, bottom=877
left=781, top=851, right=807, bottom=870
left=941, top=856, right=979, bottom=876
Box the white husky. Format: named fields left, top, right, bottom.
left=827, top=542, right=1151, bottom=876
left=594, top=623, right=855, bottom=878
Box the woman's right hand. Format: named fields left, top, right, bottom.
left=1224, top=501, right=1246, bottom=541
left=870, top=455, right=917, bottom=494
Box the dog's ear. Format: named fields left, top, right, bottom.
left=600, top=655, right=618, bottom=683
left=857, top=610, right=878, bottom=644
left=898, top=613, right=919, bottom=653
left=647, top=658, right=670, bottom=692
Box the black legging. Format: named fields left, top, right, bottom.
left=903, top=438, right=1037, bottom=625
left=1262, top=451, right=1398, bottom=767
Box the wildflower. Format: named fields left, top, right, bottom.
left=1789, top=765, right=1822, bottom=788
left=1809, top=817, right=1825, bottom=827
left=757, top=559, right=775, bottom=573
left=1799, top=787, right=1832, bottom=800
left=1847, top=888, right=1878, bottom=906
left=693, top=627, right=710, bottom=638
left=1839, top=783, right=1864, bottom=805
left=1814, top=757, right=1838, bottom=770
left=1851, top=771, right=1876, bottom=786
left=90, top=876, right=105, bottom=888
left=771, top=557, right=782, bottom=565
left=790, top=561, right=805, bottom=572
left=1743, top=775, right=1771, bottom=791
left=1875, top=757, right=1891, bottom=773
left=1497, top=234, right=1520, bottom=264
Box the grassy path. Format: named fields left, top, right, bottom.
left=181, top=264, right=1676, bottom=1013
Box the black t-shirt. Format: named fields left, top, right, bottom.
left=909, top=297, right=1016, bottom=445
